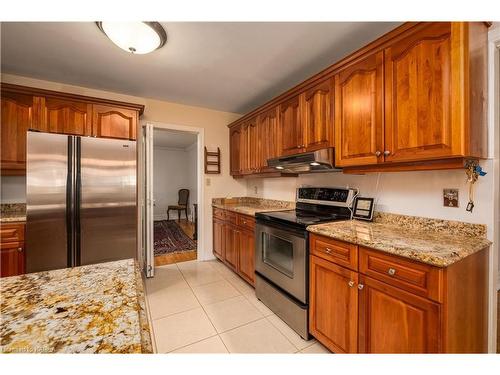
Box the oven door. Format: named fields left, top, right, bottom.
left=255, top=223, right=307, bottom=304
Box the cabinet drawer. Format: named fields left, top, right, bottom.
left=0, top=223, right=25, bottom=243
left=213, top=208, right=226, bottom=220
left=359, top=247, right=443, bottom=302
left=225, top=211, right=238, bottom=225
left=310, top=234, right=358, bottom=271
left=237, top=214, right=255, bottom=231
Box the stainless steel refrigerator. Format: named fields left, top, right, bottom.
left=26, top=131, right=137, bottom=273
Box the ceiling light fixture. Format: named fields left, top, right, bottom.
left=96, top=22, right=167, bottom=54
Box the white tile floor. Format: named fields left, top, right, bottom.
left=144, top=259, right=331, bottom=354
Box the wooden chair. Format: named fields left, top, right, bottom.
left=167, top=189, right=190, bottom=222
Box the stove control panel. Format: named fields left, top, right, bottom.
left=296, top=187, right=357, bottom=207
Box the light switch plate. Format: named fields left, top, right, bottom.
left=443, top=189, right=459, bottom=208
left=206, top=178, right=211, bottom=187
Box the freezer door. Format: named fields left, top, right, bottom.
left=26, top=132, right=71, bottom=273
left=79, top=136, right=137, bottom=265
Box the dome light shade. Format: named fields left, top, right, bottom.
left=97, top=22, right=167, bottom=54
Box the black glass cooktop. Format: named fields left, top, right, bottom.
left=256, top=206, right=351, bottom=228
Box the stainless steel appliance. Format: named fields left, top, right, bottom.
left=26, top=131, right=137, bottom=273
left=267, top=148, right=341, bottom=173
left=255, top=187, right=357, bottom=339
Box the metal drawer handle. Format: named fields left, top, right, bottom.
left=384, top=150, right=391, bottom=156
left=387, top=268, right=396, bottom=276
left=325, top=247, right=332, bottom=254
left=18, top=247, right=23, bottom=252
left=348, top=280, right=355, bottom=288
left=375, top=150, right=381, bottom=157
left=357, top=284, right=364, bottom=290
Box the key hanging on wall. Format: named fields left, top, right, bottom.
left=464, top=160, right=487, bottom=213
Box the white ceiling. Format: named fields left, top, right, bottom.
left=1, top=22, right=401, bottom=113
left=153, top=128, right=197, bottom=149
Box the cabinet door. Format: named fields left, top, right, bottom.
left=92, top=104, right=138, bottom=140
left=238, top=228, right=255, bottom=285
left=257, top=106, right=280, bottom=169
left=280, top=95, right=303, bottom=156
left=334, top=51, right=384, bottom=167
left=239, top=123, right=249, bottom=174
left=1, top=92, right=37, bottom=173
left=224, top=224, right=239, bottom=271
left=358, top=275, right=441, bottom=353
left=41, top=97, right=92, bottom=136
left=248, top=117, right=259, bottom=172
left=309, top=255, right=358, bottom=353
left=304, top=78, right=334, bottom=151
left=384, top=23, right=456, bottom=162
left=0, top=241, right=25, bottom=277
left=229, top=126, right=241, bottom=175
left=213, top=218, right=225, bottom=260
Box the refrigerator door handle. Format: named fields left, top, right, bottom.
left=75, top=137, right=82, bottom=266
left=66, top=136, right=74, bottom=268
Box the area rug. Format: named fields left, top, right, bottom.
left=154, top=220, right=197, bottom=256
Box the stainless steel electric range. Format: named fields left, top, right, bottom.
left=254, top=187, right=357, bottom=339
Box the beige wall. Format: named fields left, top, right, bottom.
left=0, top=73, right=247, bottom=260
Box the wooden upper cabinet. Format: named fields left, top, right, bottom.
left=304, top=78, right=334, bottom=151
left=1, top=92, right=38, bottom=174
left=239, top=123, right=249, bottom=174
left=309, top=255, right=359, bottom=353
left=229, top=125, right=241, bottom=175
left=280, top=95, right=303, bottom=156
left=257, top=106, right=280, bottom=170
left=358, top=275, right=441, bottom=353
left=384, top=23, right=455, bottom=163
left=92, top=104, right=138, bottom=140
left=334, top=51, right=384, bottom=167
left=41, top=97, right=92, bottom=136
left=248, top=117, right=259, bottom=172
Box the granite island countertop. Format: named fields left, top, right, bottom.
left=212, top=197, right=294, bottom=217
left=307, top=212, right=491, bottom=267
left=0, top=259, right=152, bottom=353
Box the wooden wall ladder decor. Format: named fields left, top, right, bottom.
left=204, top=147, right=221, bottom=174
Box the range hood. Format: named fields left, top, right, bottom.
left=267, top=148, right=341, bottom=174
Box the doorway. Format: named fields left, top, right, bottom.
left=140, top=122, right=205, bottom=278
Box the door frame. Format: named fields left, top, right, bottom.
left=487, top=24, right=500, bottom=353
left=137, top=121, right=205, bottom=275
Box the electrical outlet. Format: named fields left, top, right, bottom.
left=443, top=189, right=459, bottom=208
left=206, top=178, right=211, bottom=187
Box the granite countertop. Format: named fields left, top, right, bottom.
left=0, top=203, right=26, bottom=223
left=307, top=212, right=491, bottom=267
left=212, top=197, right=295, bottom=217
left=0, top=259, right=152, bottom=353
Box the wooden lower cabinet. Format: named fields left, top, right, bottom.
left=309, top=255, right=358, bottom=353
left=238, top=228, right=255, bottom=285
left=0, top=222, right=26, bottom=278
left=308, top=233, right=488, bottom=353
left=212, top=208, right=255, bottom=286
left=358, top=275, right=441, bottom=353
left=224, top=224, right=239, bottom=272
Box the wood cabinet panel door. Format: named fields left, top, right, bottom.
left=304, top=78, right=334, bottom=151
left=0, top=241, right=25, bottom=277
left=334, top=51, right=384, bottom=167
left=1, top=92, right=37, bottom=173
left=258, top=106, right=281, bottom=168
left=239, top=123, right=249, bottom=174
left=224, top=225, right=239, bottom=271
left=384, top=23, right=456, bottom=162
left=280, top=95, right=303, bottom=156
left=229, top=126, right=241, bottom=175
left=41, top=97, right=92, bottom=136
left=238, top=228, right=255, bottom=285
left=309, top=255, right=359, bottom=353
left=92, top=104, right=138, bottom=140
left=358, top=275, right=441, bottom=353
left=213, top=218, right=225, bottom=260
left=248, top=117, right=259, bottom=172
